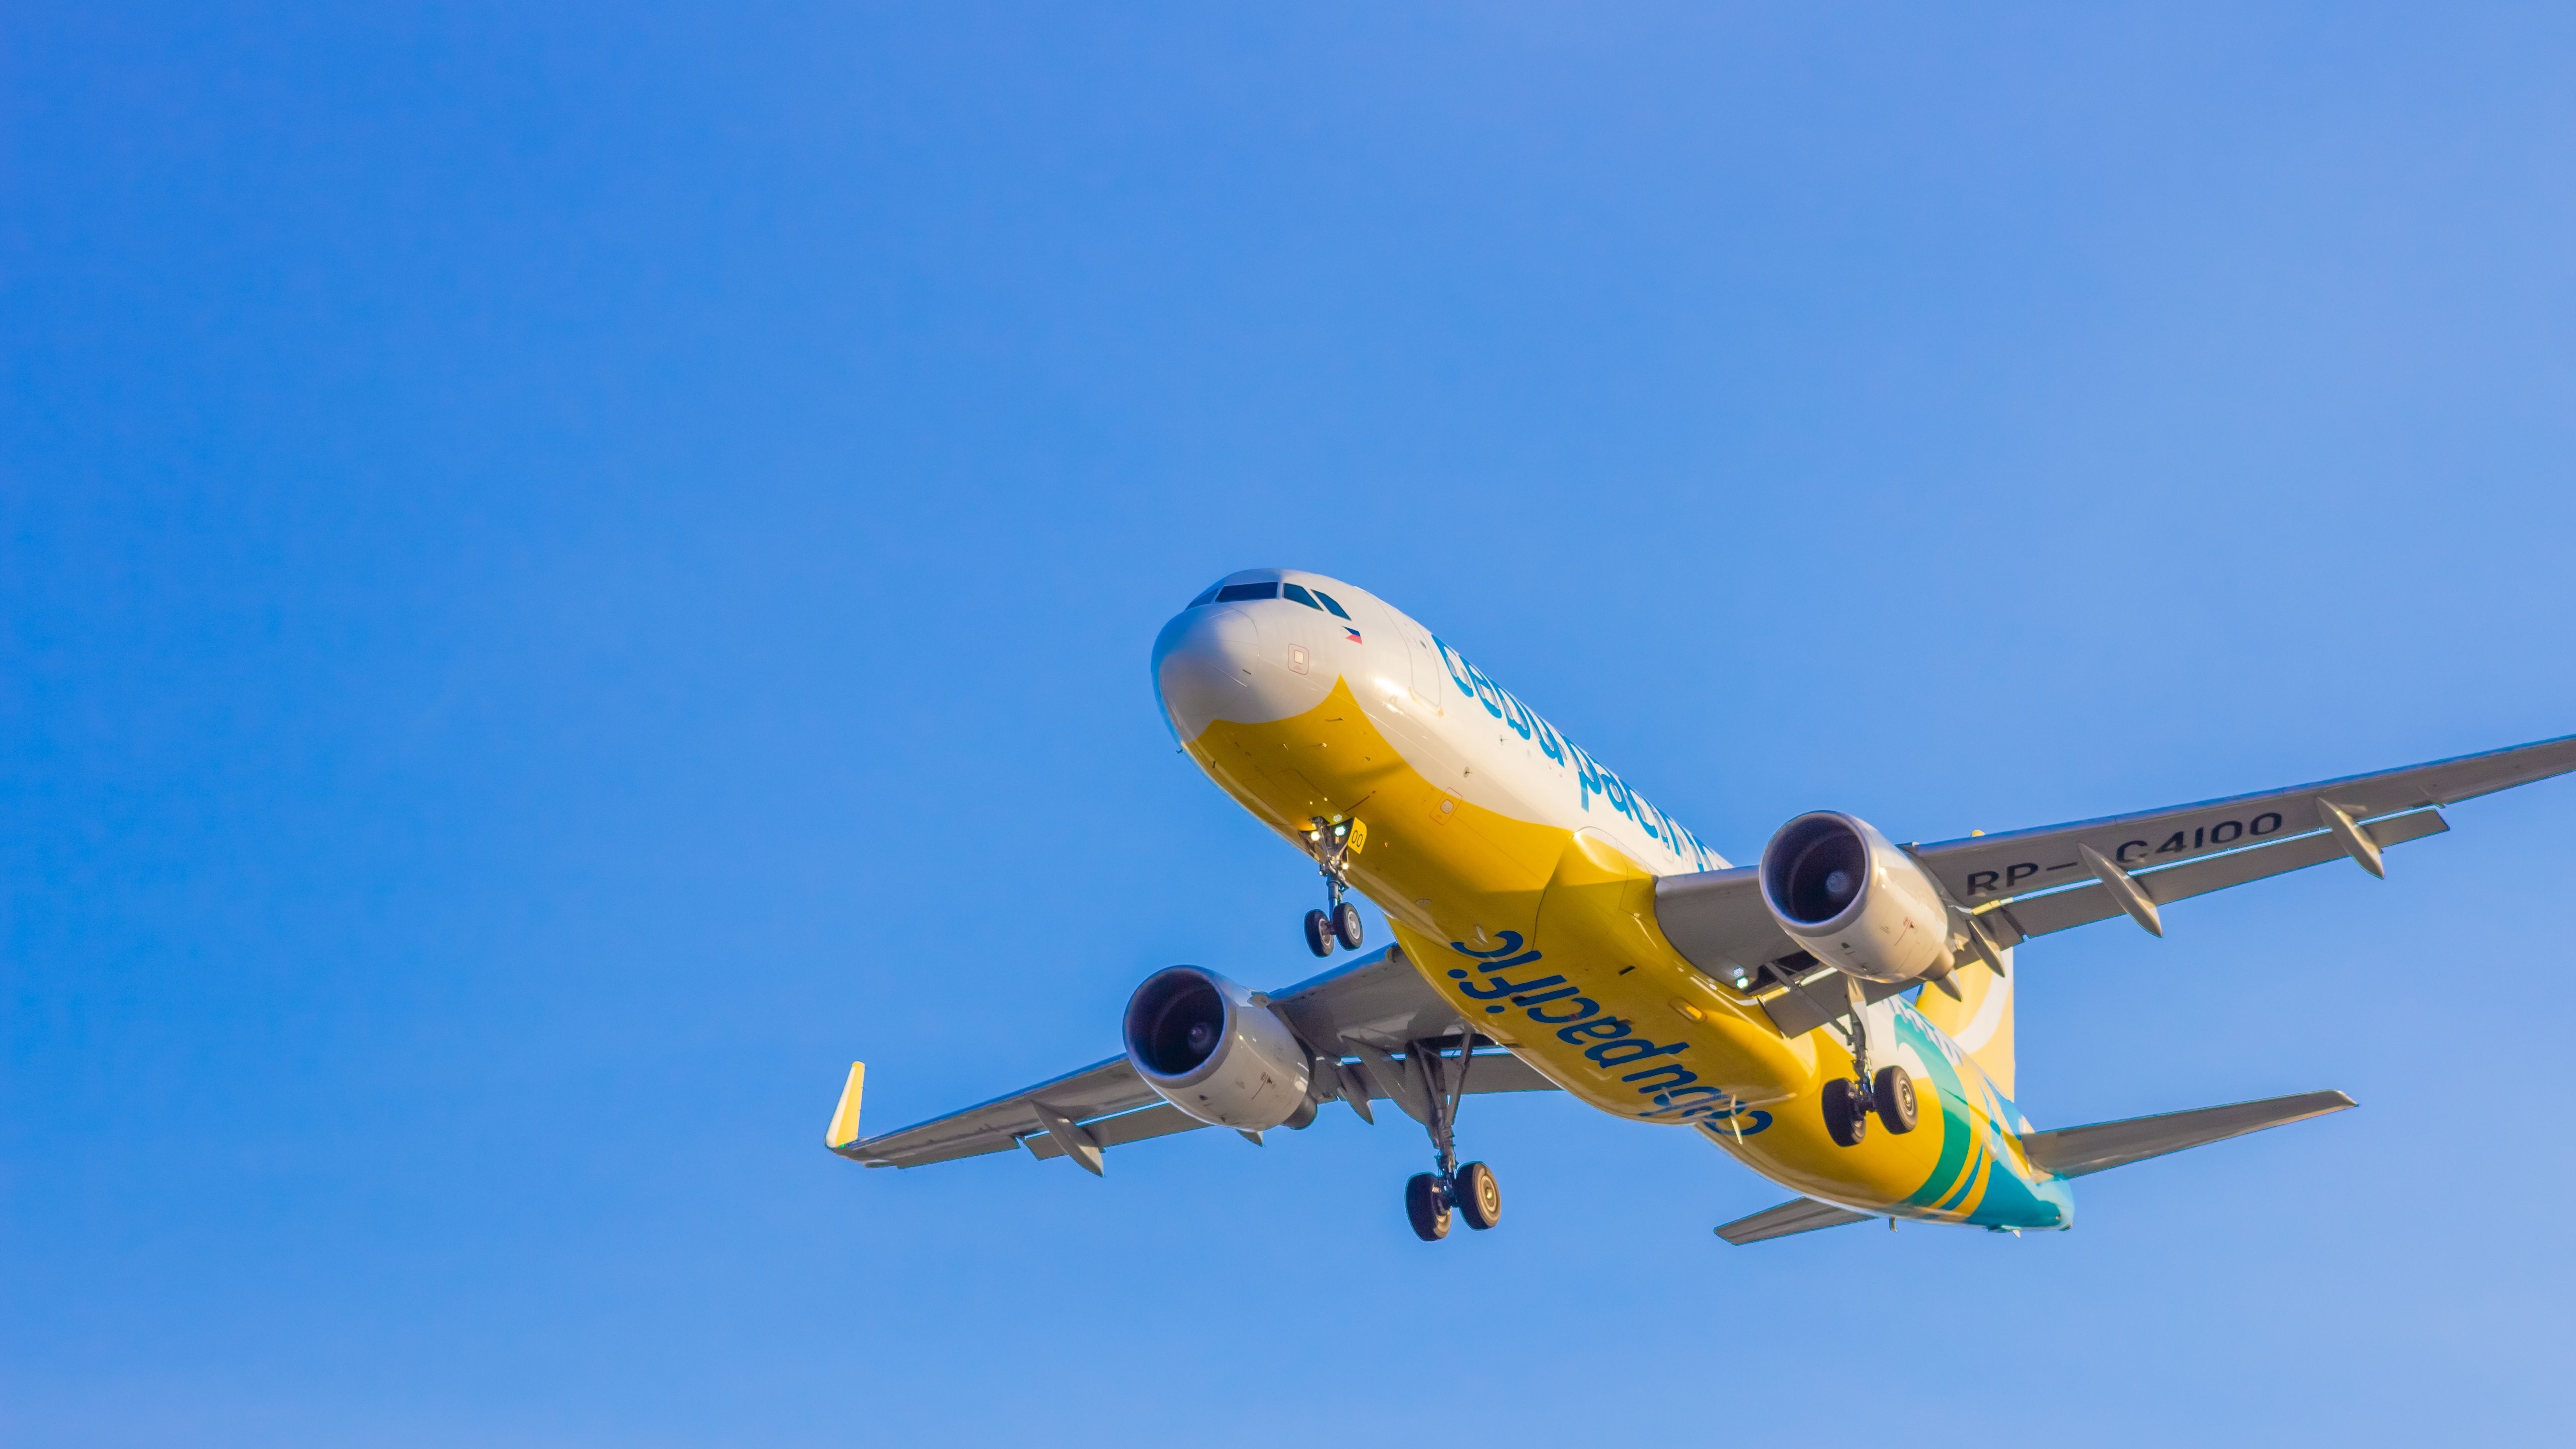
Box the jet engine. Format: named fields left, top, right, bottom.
left=1122, top=966, right=1316, bottom=1131
left=1757, top=811, right=1956, bottom=985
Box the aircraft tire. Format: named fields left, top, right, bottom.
left=1872, top=1067, right=1919, bottom=1134
left=1454, top=1161, right=1501, bottom=1230
left=1822, top=1078, right=1869, bottom=1147
left=1332, top=902, right=1364, bottom=950
left=1303, top=909, right=1336, bottom=958
left=1405, top=1172, right=1452, bottom=1241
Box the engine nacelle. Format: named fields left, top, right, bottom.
left=1758, top=811, right=1957, bottom=985
left=1122, top=966, right=1316, bottom=1131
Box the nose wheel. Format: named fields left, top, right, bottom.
left=1297, top=815, right=1368, bottom=956
left=1303, top=909, right=1336, bottom=958
left=1331, top=901, right=1362, bottom=948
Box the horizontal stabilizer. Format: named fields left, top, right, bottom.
left=1715, top=1196, right=1875, bottom=1245
left=2019, top=1089, right=2355, bottom=1178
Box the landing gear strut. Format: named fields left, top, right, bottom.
left=1822, top=988, right=1919, bottom=1148
left=1299, top=815, right=1366, bottom=957
left=1398, top=1029, right=1501, bottom=1241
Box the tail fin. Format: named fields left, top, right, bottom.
left=1915, top=949, right=2015, bottom=1098
left=826, top=1062, right=867, bottom=1157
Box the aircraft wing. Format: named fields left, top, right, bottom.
left=1657, top=733, right=2576, bottom=1024
left=829, top=945, right=1563, bottom=1173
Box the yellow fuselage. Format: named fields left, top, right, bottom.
left=1157, top=572, right=2064, bottom=1227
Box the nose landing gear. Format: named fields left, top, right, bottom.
left=1303, top=909, right=1337, bottom=957
left=1298, top=815, right=1368, bottom=957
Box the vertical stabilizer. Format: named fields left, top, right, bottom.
left=1915, top=951, right=2014, bottom=1098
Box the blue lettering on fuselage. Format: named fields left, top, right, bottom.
left=1432, top=636, right=1714, bottom=871
left=1444, top=933, right=1770, bottom=1133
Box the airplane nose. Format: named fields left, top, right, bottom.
left=1152, top=605, right=1261, bottom=739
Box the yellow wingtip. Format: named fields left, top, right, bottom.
left=826, top=1061, right=866, bottom=1151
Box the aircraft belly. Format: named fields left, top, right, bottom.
left=1182, top=676, right=2073, bottom=1226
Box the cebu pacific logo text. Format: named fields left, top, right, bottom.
left=1444, top=933, right=1770, bottom=1133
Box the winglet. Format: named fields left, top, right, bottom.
left=826, top=1062, right=867, bottom=1156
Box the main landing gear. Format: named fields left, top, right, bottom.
left=1821, top=1069, right=1917, bottom=1148
left=1407, top=1161, right=1501, bottom=1240
left=1397, top=1030, right=1502, bottom=1242
left=1299, top=815, right=1366, bottom=958
left=1820, top=993, right=1920, bottom=1148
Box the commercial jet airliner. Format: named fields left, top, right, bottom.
left=829, top=569, right=2576, bottom=1243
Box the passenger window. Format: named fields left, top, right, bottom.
left=1214, top=582, right=1280, bottom=603
left=1189, top=583, right=1222, bottom=608
left=1310, top=589, right=1352, bottom=620
left=1281, top=583, right=1325, bottom=611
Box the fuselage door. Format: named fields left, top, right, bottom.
left=1406, top=624, right=1449, bottom=714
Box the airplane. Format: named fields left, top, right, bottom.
left=827, top=567, right=2576, bottom=1244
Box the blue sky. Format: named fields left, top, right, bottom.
left=6, top=5, right=2575, bottom=1444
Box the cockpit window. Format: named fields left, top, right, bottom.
left=1281, top=583, right=1325, bottom=611
left=1214, top=582, right=1280, bottom=603
left=1188, top=583, right=1222, bottom=608
left=1309, top=588, right=1353, bottom=620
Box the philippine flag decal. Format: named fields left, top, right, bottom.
left=1343, top=626, right=1364, bottom=643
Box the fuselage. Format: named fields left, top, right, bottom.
left=1153, top=567, right=2075, bottom=1229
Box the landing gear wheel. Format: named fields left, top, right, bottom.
left=1872, top=1066, right=1919, bottom=1134
left=1453, top=1161, right=1501, bottom=1230
left=1822, top=1077, right=1870, bottom=1148
left=1332, top=901, right=1364, bottom=950
left=1303, top=909, right=1336, bottom=958
left=1405, top=1172, right=1452, bottom=1241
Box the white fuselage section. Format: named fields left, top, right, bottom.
left=1154, top=569, right=1724, bottom=883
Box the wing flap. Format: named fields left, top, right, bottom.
left=1714, top=1196, right=1876, bottom=1244
left=991, top=1050, right=1565, bottom=1163
left=2018, top=1090, right=2356, bottom=1178
left=1023, top=1102, right=1206, bottom=1159
left=1651, top=867, right=1792, bottom=978
left=1989, top=807, right=2450, bottom=943
left=885, top=1133, right=1026, bottom=1168
left=835, top=1054, right=1158, bottom=1168
left=1269, top=944, right=1491, bottom=1047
